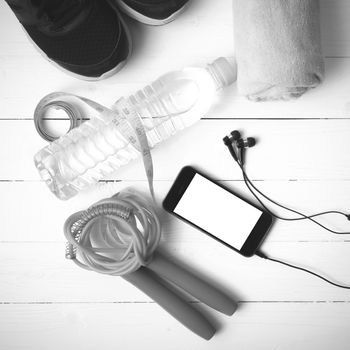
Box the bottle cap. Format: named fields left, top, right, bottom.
left=208, top=57, right=237, bottom=88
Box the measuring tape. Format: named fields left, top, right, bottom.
left=34, top=92, right=155, bottom=199
left=34, top=99, right=84, bottom=142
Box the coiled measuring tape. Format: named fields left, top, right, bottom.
left=34, top=92, right=155, bottom=199
left=34, top=99, right=84, bottom=142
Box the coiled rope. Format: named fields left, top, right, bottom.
left=63, top=190, right=161, bottom=276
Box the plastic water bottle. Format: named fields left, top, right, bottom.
left=34, top=57, right=237, bottom=200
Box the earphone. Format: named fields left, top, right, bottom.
left=223, top=130, right=350, bottom=290
left=223, top=130, right=256, bottom=166
left=223, top=131, right=241, bottom=162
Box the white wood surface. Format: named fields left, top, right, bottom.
left=1, top=0, right=350, bottom=349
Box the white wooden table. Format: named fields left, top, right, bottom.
left=1, top=0, right=350, bottom=349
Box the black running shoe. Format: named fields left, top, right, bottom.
left=114, top=0, right=190, bottom=25
left=5, top=0, right=132, bottom=80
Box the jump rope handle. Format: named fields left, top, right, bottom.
left=124, top=268, right=216, bottom=340
left=148, top=252, right=238, bottom=316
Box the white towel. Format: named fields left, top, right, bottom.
left=233, top=0, right=325, bottom=101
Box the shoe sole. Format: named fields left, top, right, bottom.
left=114, top=0, right=189, bottom=25
left=22, top=10, right=132, bottom=81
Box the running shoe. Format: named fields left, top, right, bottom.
left=5, top=0, right=132, bottom=80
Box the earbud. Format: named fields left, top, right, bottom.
left=222, top=130, right=256, bottom=166
left=230, top=130, right=241, bottom=141
left=236, top=137, right=256, bottom=165
left=236, top=137, right=256, bottom=149
left=223, top=135, right=239, bottom=162
left=223, top=130, right=242, bottom=162
left=223, top=130, right=241, bottom=145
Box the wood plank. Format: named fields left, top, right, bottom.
left=0, top=303, right=349, bottom=350
left=1, top=180, right=350, bottom=243
left=1, top=119, right=350, bottom=181
left=1, top=241, right=350, bottom=302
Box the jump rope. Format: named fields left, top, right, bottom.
left=37, top=95, right=236, bottom=340
left=223, top=130, right=350, bottom=290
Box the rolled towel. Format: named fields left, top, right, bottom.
left=233, top=0, right=325, bottom=101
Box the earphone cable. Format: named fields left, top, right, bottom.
left=255, top=250, right=350, bottom=289
left=236, top=161, right=350, bottom=235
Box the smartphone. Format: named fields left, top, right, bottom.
left=163, top=166, right=273, bottom=257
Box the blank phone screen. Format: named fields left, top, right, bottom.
left=173, top=173, right=263, bottom=250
